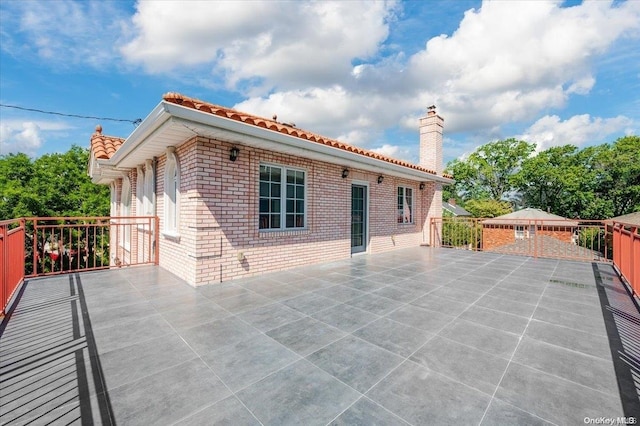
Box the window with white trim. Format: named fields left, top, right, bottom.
left=110, top=182, right=117, bottom=216
left=144, top=159, right=155, bottom=215
left=515, top=225, right=535, bottom=239
left=259, top=164, right=306, bottom=230
left=164, top=150, right=180, bottom=234
left=136, top=167, right=145, bottom=216
left=121, top=177, right=131, bottom=248
left=397, top=186, right=414, bottom=224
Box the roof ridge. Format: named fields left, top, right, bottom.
left=162, top=92, right=440, bottom=176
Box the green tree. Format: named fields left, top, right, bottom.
left=0, top=145, right=109, bottom=220
left=445, top=138, right=535, bottom=201
left=592, top=136, right=640, bottom=217
left=464, top=199, right=512, bottom=218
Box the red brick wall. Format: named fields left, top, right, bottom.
left=115, top=135, right=443, bottom=285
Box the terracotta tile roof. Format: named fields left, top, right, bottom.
left=90, top=125, right=124, bottom=160
left=162, top=92, right=440, bottom=176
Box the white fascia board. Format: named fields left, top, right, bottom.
left=107, top=102, right=172, bottom=166
left=165, top=103, right=453, bottom=184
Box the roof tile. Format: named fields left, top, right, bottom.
left=162, top=92, right=439, bottom=176
left=90, top=125, right=124, bottom=160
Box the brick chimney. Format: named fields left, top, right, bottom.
left=419, top=105, right=444, bottom=174
left=448, top=198, right=456, bottom=206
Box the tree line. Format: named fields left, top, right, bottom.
left=0, top=145, right=110, bottom=220
left=444, top=136, right=640, bottom=219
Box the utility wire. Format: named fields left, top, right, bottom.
left=0, top=103, right=142, bottom=126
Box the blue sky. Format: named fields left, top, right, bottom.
left=1, top=0, right=638, bottom=165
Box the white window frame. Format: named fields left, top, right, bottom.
left=109, top=182, right=117, bottom=216
left=515, top=225, right=535, bottom=239
left=397, top=186, right=414, bottom=224
left=121, top=176, right=132, bottom=250
left=259, top=163, right=307, bottom=231
left=144, top=159, right=155, bottom=216
left=163, top=148, right=180, bottom=237
left=515, top=225, right=525, bottom=240
left=136, top=166, right=145, bottom=217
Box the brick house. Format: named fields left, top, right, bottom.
left=481, top=208, right=577, bottom=250
left=88, top=93, right=452, bottom=286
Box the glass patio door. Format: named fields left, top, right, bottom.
left=351, top=184, right=367, bottom=254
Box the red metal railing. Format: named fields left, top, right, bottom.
left=612, top=221, right=639, bottom=296
left=1, top=219, right=25, bottom=316
left=1, top=216, right=158, bottom=315
left=26, top=216, right=159, bottom=277
left=430, top=217, right=610, bottom=262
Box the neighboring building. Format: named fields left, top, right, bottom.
left=442, top=199, right=471, bottom=217
left=89, top=93, right=452, bottom=286
left=481, top=208, right=578, bottom=250
left=608, top=212, right=640, bottom=226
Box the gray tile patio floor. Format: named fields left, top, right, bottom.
left=1, top=247, right=639, bottom=425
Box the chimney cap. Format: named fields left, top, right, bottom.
left=427, top=105, right=437, bottom=116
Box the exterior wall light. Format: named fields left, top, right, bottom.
left=377, top=175, right=384, bottom=184
left=342, top=169, right=349, bottom=179
left=230, top=147, right=239, bottom=162
left=419, top=182, right=426, bottom=190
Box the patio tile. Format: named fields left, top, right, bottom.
left=366, top=361, right=491, bottom=425
left=281, top=293, right=339, bottom=315
left=314, top=284, right=367, bottom=303
left=485, top=287, right=541, bottom=305
left=481, top=398, right=554, bottom=425
left=372, top=285, right=424, bottom=303
left=160, top=302, right=230, bottom=330
left=353, top=317, right=432, bottom=357
left=494, top=281, right=546, bottom=296
left=386, top=304, right=455, bottom=334
left=345, top=293, right=403, bottom=316
left=214, top=292, right=273, bottom=314
left=429, top=286, right=484, bottom=303
left=147, top=291, right=213, bottom=311
left=250, top=283, right=306, bottom=301
left=532, top=305, right=608, bottom=337
left=92, top=314, right=175, bottom=354
left=458, top=306, right=530, bottom=335
left=85, top=301, right=158, bottom=330
left=411, top=336, right=509, bottom=394
left=236, top=359, right=360, bottom=426
left=495, top=362, right=623, bottom=425
left=439, top=319, right=520, bottom=358
left=512, top=337, right=618, bottom=394
left=446, top=278, right=497, bottom=293
left=537, top=295, right=602, bottom=317
left=98, top=333, right=197, bottom=390
left=331, top=397, right=410, bottom=425
left=307, top=335, right=404, bottom=393
left=524, top=320, right=613, bottom=360
left=474, top=294, right=537, bottom=318
left=201, top=334, right=300, bottom=392
left=197, top=283, right=250, bottom=301
left=175, top=396, right=260, bottom=426
left=289, top=277, right=336, bottom=292
left=83, top=288, right=148, bottom=310
left=410, top=293, right=470, bottom=316
left=136, top=284, right=197, bottom=300
left=108, top=358, right=230, bottom=426
left=236, top=302, right=305, bottom=332
left=342, top=277, right=389, bottom=292
left=266, top=317, right=346, bottom=356
left=310, top=303, right=380, bottom=333
left=180, top=317, right=261, bottom=356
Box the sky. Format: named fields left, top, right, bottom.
left=0, top=0, right=639, bottom=165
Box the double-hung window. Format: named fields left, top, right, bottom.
left=259, top=164, right=306, bottom=230
left=397, top=186, right=414, bottom=224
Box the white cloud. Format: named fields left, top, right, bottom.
left=0, top=0, right=127, bottom=68
left=0, top=122, right=44, bottom=156
left=122, top=1, right=397, bottom=91
left=518, top=114, right=634, bottom=151
left=370, top=144, right=413, bottom=162
left=402, top=0, right=640, bottom=133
